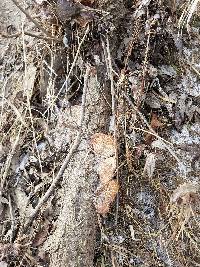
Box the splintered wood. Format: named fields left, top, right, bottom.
left=91, top=133, right=119, bottom=216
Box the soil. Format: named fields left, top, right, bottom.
left=0, top=0, right=200, bottom=266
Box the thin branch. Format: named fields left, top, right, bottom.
left=105, top=36, right=119, bottom=225
left=11, top=0, right=54, bottom=39
left=1, top=31, right=61, bottom=42
left=106, top=36, right=116, bottom=121
left=22, top=65, right=91, bottom=233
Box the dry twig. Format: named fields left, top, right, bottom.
left=1, top=31, right=61, bottom=42
left=105, top=36, right=119, bottom=224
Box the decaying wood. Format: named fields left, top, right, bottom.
left=42, top=69, right=111, bottom=266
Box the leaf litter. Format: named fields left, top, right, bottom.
left=0, top=0, right=200, bottom=266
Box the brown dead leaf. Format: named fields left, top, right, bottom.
left=91, top=133, right=116, bottom=158
left=37, top=250, right=48, bottom=263
left=150, top=113, right=163, bottom=129
left=145, top=113, right=164, bottom=144
left=95, top=179, right=119, bottom=216
left=98, top=156, right=116, bottom=184
left=32, top=219, right=50, bottom=247
left=170, top=182, right=200, bottom=238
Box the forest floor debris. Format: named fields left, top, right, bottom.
left=0, top=0, right=200, bottom=266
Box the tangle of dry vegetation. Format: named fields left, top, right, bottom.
left=0, top=0, right=200, bottom=266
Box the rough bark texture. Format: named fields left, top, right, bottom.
left=43, top=72, right=111, bottom=266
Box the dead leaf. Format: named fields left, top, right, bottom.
left=174, top=93, right=187, bottom=130
left=32, top=219, right=50, bottom=247
left=151, top=139, right=166, bottom=150
left=158, top=65, right=177, bottom=77
left=0, top=243, right=21, bottom=258
left=95, top=179, right=119, bottom=216
left=24, top=64, right=37, bottom=99
left=0, top=261, right=8, bottom=267
left=171, top=182, right=199, bottom=204
left=56, top=0, right=81, bottom=22
left=143, top=153, right=156, bottom=178
left=98, top=156, right=116, bottom=184
left=14, top=189, right=34, bottom=218
left=150, top=113, right=163, bottom=129
left=145, top=92, right=161, bottom=109
left=145, top=113, right=163, bottom=144
left=91, top=133, right=116, bottom=158
left=134, top=0, right=151, bottom=18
